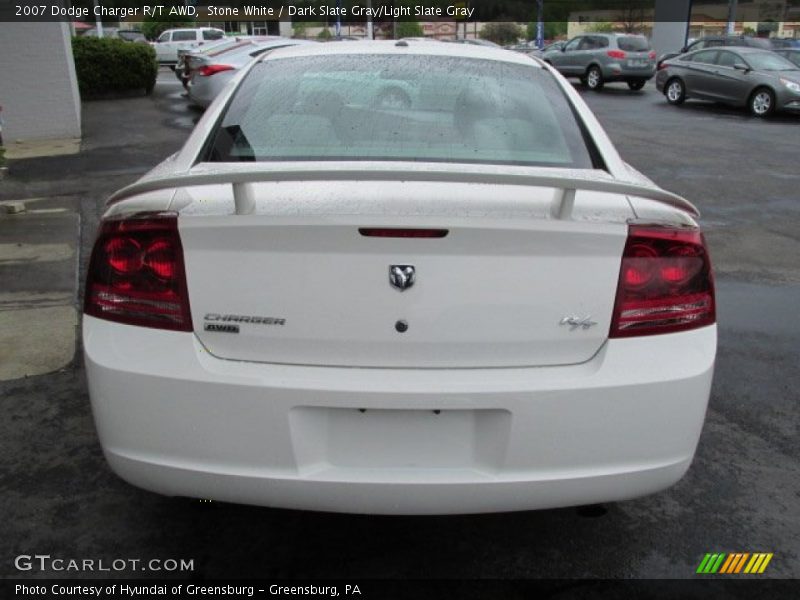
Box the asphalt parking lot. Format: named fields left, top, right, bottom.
left=1, top=71, right=798, bottom=580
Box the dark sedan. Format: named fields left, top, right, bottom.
left=656, top=47, right=800, bottom=117
left=656, top=35, right=772, bottom=69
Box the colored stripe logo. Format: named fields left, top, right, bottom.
left=696, top=553, right=773, bottom=574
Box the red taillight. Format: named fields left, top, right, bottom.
left=198, top=64, right=234, bottom=77
left=610, top=225, right=715, bottom=338
left=84, top=213, right=192, bottom=332
left=648, top=51, right=657, bottom=60
left=607, top=49, right=627, bottom=60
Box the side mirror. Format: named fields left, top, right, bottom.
left=561, top=45, right=566, bottom=52
left=680, top=46, right=688, bottom=53
left=733, top=63, right=750, bottom=72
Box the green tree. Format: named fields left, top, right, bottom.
left=616, top=0, right=648, bottom=33
left=141, top=14, right=193, bottom=41
left=72, top=36, right=158, bottom=96
left=586, top=21, right=616, bottom=33
left=396, top=20, right=424, bottom=38
left=480, top=22, right=523, bottom=46
left=293, top=22, right=308, bottom=38
left=317, top=27, right=333, bottom=40
left=526, top=21, right=567, bottom=42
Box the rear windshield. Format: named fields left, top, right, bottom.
left=205, top=54, right=594, bottom=169
left=746, top=52, right=797, bottom=71
left=199, top=40, right=241, bottom=55
left=617, top=36, right=651, bottom=52
left=209, top=41, right=255, bottom=57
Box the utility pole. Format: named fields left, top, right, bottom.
left=536, top=0, right=544, bottom=49
left=727, top=0, right=738, bottom=35
left=93, top=0, right=103, bottom=38
left=366, top=0, right=374, bottom=39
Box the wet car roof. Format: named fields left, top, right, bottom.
left=261, top=39, right=543, bottom=68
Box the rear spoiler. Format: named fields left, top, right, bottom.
left=106, top=162, right=700, bottom=218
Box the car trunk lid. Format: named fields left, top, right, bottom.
left=175, top=177, right=635, bottom=368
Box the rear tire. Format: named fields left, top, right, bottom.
left=627, top=80, right=646, bottom=91
left=749, top=87, right=775, bottom=118
left=586, top=66, right=604, bottom=91
left=665, top=78, right=686, bottom=105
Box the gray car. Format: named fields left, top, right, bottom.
left=82, top=28, right=147, bottom=43
left=656, top=47, right=800, bottom=117
left=187, top=39, right=314, bottom=109
left=177, top=37, right=255, bottom=88
left=656, top=34, right=774, bottom=69
left=543, top=33, right=655, bottom=91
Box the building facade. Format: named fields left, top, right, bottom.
left=0, top=22, right=81, bottom=145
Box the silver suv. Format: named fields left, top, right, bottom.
left=543, top=33, right=656, bottom=91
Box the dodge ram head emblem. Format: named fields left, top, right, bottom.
left=389, top=265, right=415, bottom=291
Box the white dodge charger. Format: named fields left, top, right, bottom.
left=83, top=41, right=716, bottom=514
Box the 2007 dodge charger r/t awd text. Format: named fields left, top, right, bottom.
left=83, top=41, right=716, bottom=514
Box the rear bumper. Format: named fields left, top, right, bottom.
left=186, top=78, right=215, bottom=108
left=602, top=62, right=656, bottom=81
left=655, top=72, right=668, bottom=93
left=84, top=317, right=716, bottom=514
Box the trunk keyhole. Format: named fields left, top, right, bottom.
left=395, top=320, right=409, bottom=333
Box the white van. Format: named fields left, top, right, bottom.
left=152, top=28, right=226, bottom=67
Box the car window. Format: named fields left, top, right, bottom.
left=706, top=40, right=724, bottom=48
left=617, top=36, right=651, bottom=52
left=783, top=51, right=800, bottom=67
left=690, top=50, right=719, bottom=64
left=157, top=31, right=170, bottom=43
left=745, top=52, right=798, bottom=71
left=769, top=39, right=791, bottom=49
left=595, top=36, right=610, bottom=49
left=206, top=55, right=595, bottom=169
left=564, top=37, right=582, bottom=52
left=172, top=30, right=196, bottom=42
left=581, top=37, right=601, bottom=50
left=746, top=38, right=772, bottom=50
left=687, top=40, right=705, bottom=51
left=118, top=31, right=145, bottom=42
left=716, top=51, right=740, bottom=68
left=204, top=30, right=224, bottom=41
